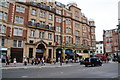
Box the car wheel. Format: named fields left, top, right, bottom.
left=85, top=65, right=88, bottom=67
left=99, top=63, right=102, bottom=66
left=91, top=64, right=94, bottom=67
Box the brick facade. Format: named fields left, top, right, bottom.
left=0, top=0, right=96, bottom=62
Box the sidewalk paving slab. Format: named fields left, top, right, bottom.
left=1, top=61, right=116, bottom=70
left=1, top=63, right=80, bottom=70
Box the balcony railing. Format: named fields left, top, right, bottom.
left=28, top=21, right=54, bottom=31
left=47, top=6, right=55, bottom=12
left=38, top=3, right=47, bottom=9
left=27, top=1, right=38, bottom=6
left=28, top=21, right=36, bottom=26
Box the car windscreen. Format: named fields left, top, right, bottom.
left=118, top=52, right=120, bottom=56
left=84, top=58, right=89, bottom=61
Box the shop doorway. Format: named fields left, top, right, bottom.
left=11, top=48, right=23, bottom=63
left=29, top=48, right=33, bottom=58
left=48, top=49, right=52, bottom=58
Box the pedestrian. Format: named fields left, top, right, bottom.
left=13, top=58, right=17, bottom=66
left=31, top=57, right=34, bottom=65
left=107, top=56, right=111, bottom=63
left=38, top=58, right=40, bottom=64
left=53, top=58, right=56, bottom=64
left=65, top=58, right=68, bottom=64
left=24, top=58, right=27, bottom=66
left=49, top=58, right=52, bottom=64
left=62, top=57, right=64, bottom=63
left=41, top=58, right=45, bottom=66
left=34, top=58, right=38, bottom=65
left=27, top=57, right=29, bottom=63
left=5, top=56, right=9, bottom=65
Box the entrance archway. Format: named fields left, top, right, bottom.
left=36, top=44, right=46, bottom=58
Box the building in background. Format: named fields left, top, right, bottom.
left=118, top=1, right=120, bottom=52
left=95, top=41, right=104, bottom=56
left=103, top=29, right=119, bottom=57
left=0, top=0, right=96, bottom=62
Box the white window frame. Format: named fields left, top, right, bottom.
left=13, top=28, right=23, bottom=36
left=19, top=17, right=24, bottom=24
left=48, top=33, right=52, bottom=40
left=15, top=16, right=19, bottom=23
left=16, top=6, right=20, bottom=12
left=39, top=32, right=44, bottom=38
left=15, top=16, right=24, bottom=24
left=18, top=29, right=23, bottom=36
left=56, top=26, right=61, bottom=32
left=66, top=12, right=70, bottom=16
left=66, top=36, right=70, bottom=43
left=3, top=12, right=7, bottom=20
left=0, top=11, right=2, bottom=20
left=75, top=38, right=79, bottom=44
left=76, top=30, right=79, bottom=36
left=18, top=40, right=22, bottom=47
left=56, top=9, right=61, bottom=15
left=32, top=9, right=36, bottom=15
left=56, top=17, right=61, bottom=23
left=13, top=40, right=22, bottom=48
left=49, top=14, right=53, bottom=20
left=13, top=40, right=17, bottom=47
left=30, top=30, right=35, bottom=37
left=20, top=7, right=25, bottom=13
left=40, top=11, right=45, bottom=18
left=66, top=20, right=71, bottom=24
left=14, top=28, right=18, bottom=36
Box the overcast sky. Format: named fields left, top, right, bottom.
left=56, top=0, right=119, bottom=41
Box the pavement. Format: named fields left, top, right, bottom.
left=1, top=62, right=81, bottom=70
left=1, top=60, right=116, bottom=70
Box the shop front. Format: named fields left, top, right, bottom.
left=65, top=49, right=75, bottom=60
left=0, top=48, right=7, bottom=63
left=11, top=48, right=23, bottom=63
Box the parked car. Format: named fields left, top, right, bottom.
left=80, top=59, right=85, bottom=65
left=113, top=52, right=120, bottom=63
left=112, top=57, right=118, bottom=62
left=83, top=57, right=102, bottom=67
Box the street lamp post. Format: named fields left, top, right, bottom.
left=59, top=20, right=66, bottom=66
left=58, top=51, right=62, bottom=66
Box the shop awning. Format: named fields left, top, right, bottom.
left=76, top=53, right=84, bottom=56
left=65, top=49, right=73, bottom=54
left=96, top=53, right=104, bottom=55
left=0, top=48, right=7, bottom=51
left=67, top=53, right=75, bottom=56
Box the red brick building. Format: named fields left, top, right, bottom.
left=103, top=29, right=119, bottom=57
left=0, top=0, right=96, bottom=62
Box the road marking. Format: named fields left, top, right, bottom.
left=21, top=76, right=28, bottom=78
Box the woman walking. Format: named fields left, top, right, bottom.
left=13, top=58, right=17, bottom=67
